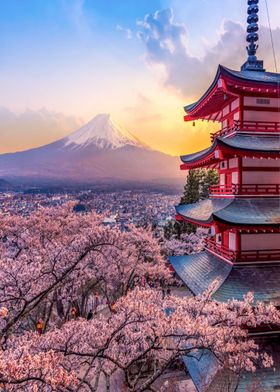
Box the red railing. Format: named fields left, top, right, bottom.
left=210, top=184, right=280, bottom=196
left=205, top=238, right=280, bottom=263
left=205, top=238, right=236, bottom=261
left=211, top=120, right=280, bottom=141
left=211, top=123, right=237, bottom=141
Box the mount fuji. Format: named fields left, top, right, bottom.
left=0, top=114, right=182, bottom=187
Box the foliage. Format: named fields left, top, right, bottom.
left=162, top=227, right=208, bottom=256
left=180, top=168, right=218, bottom=205
left=0, top=205, right=278, bottom=391
left=163, top=168, right=218, bottom=240
left=163, top=220, right=195, bottom=239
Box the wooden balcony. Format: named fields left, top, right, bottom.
left=205, top=238, right=280, bottom=263
left=210, top=184, right=280, bottom=196
left=211, top=120, right=280, bottom=141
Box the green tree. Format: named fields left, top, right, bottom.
left=199, top=169, right=219, bottom=199
left=174, top=168, right=218, bottom=236
left=180, top=169, right=201, bottom=204
left=180, top=168, right=218, bottom=205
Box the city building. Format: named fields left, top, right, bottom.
left=170, top=1, right=280, bottom=390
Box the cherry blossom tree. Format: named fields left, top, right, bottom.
left=162, top=227, right=208, bottom=256
left=0, top=203, right=169, bottom=329
left=0, top=288, right=279, bottom=391
left=0, top=205, right=279, bottom=391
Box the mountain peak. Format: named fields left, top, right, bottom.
left=64, top=113, right=140, bottom=150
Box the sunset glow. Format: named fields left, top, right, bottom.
left=0, top=0, right=280, bottom=155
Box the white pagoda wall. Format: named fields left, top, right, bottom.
left=242, top=172, right=280, bottom=184
left=243, top=158, right=280, bottom=167
left=244, top=96, right=280, bottom=107
left=241, top=233, right=280, bottom=251
left=242, top=157, right=280, bottom=185
left=243, top=110, right=280, bottom=122
left=243, top=96, right=280, bottom=122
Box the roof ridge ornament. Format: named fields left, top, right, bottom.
left=241, top=0, right=265, bottom=72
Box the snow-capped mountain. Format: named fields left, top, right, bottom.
left=0, top=114, right=182, bottom=186
left=64, top=114, right=140, bottom=150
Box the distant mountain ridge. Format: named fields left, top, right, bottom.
left=0, top=114, right=182, bottom=186
left=0, top=179, right=13, bottom=191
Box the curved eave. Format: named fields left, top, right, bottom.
left=184, top=65, right=223, bottom=114
left=184, top=65, right=280, bottom=121
left=214, top=198, right=280, bottom=227
left=214, top=264, right=280, bottom=305
left=222, top=65, right=280, bottom=86
left=218, top=134, right=280, bottom=153
left=175, top=199, right=232, bottom=226
left=169, top=252, right=280, bottom=306
left=176, top=198, right=280, bottom=227
left=169, top=252, right=232, bottom=296
left=180, top=141, right=218, bottom=169
left=180, top=134, right=280, bottom=169
left=184, top=339, right=280, bottom=392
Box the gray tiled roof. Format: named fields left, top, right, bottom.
left=184, top=339, right=280, bottom=392
left=214, top=264, right=280, bottom=305
left=214, top=198, right=280, bottom=225
left=207, top=338, right=280, bottom=392
left=220, top=134, right=280, bottom=151
left=169, top=252, right=232, bottom=295
left=177, top=198, right=280, bottom=226
left=181, top=145, right=214, bottom=164
left=176, top=199, right=232, bottom=224
left=181, top=134, right=280, bottom=164
left=183, top=350, right=220, bottom=392
left=224, top=66, right=280, bottom=84
left=169, top=252, right=280, bottom=305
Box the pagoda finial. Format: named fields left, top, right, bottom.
left=241, top=0, right=265, bottom=72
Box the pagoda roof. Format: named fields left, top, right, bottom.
left=180, top=133, right=280, bottom=168
left=169, top=252, right=231, bottom=296
left=223, top=66, right=280, bottom=85
left=169, top=252, right=280, bottom=305
left=176, top=198, right=280, bottom=227
left=184, top=65, right=280, bottom=121
left=183, top=338, right=280, bottom=392
left=176, top=199, right=232, bottom=226
left=221, top=133, right=280, bottom=151
left=183, top=349, right=220, bottom=392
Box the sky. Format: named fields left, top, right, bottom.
left=1, top=0, right=280, bottom=155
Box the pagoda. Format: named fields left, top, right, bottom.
left=170, top=1, right=280, bottom=390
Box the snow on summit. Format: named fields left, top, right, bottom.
left=64, top=113, right=140, bottom=150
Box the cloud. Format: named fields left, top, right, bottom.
left=116, top=24, right=133, bottom=40
left=61, top=0, right=91, bottom=34
left=137, top=8, right=280, bottom=98
left=0, top=108, right=83, bottom=154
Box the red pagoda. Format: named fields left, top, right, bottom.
left=170, top=1, right=280, bottom=390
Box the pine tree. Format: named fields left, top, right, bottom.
left=176, top=168, right=218, bottom=235
left=180, top=169, right=200, bottom=204
left=199, top=169, right=219, bottom=199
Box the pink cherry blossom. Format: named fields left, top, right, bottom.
left=0, top=205, right=278, bottom=391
